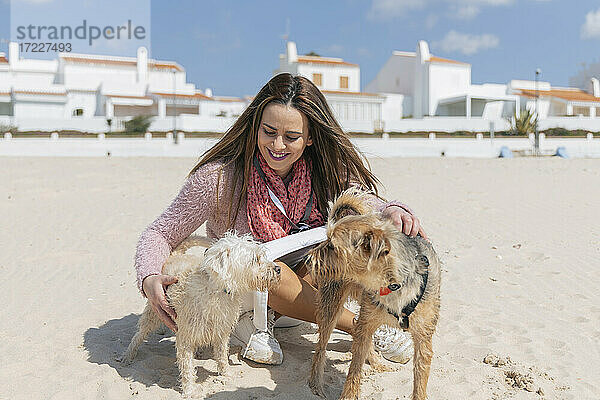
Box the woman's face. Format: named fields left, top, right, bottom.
left=257, top=102, right=312, bottom=179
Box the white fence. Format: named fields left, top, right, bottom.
left=1, top=134, right=598, bottom=158
left=4, top=114, right=600, bottom=134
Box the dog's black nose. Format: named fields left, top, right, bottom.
left=274, top=265, right=281, bottom=274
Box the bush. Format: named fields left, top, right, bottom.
left=543, top=128, right=591, bottom=137
left=122, top=115, right=153, bottom=134
left=507, top=109, right=537, bottom=136
left=0, top=123, right=18, bottom=134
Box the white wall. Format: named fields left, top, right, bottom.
left=296, top=64, right=360, bottom=92
left=364, top=52, right=415, bottom=95
left=62, top=64, right=136, bottom=89
left=14, top=101, right=65, bottom=119
left=3, top=136, right=598, bottom=159
left=380, top=93, right=405, bottom=121
left=6, top=70, right=58, bottom=88
left=385, top=117, right=510, bottom=133
left=147, top=69, right=195, bottom=93
left=199, top=100, right=246, bottom=118
left=65, top=92, right=98, bottom=118
left=428, top=63, right=471, bottom=116
left=539, top=117, right=600, bottom=131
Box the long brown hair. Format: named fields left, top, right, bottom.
left=188, top=73, right=382, bottom=229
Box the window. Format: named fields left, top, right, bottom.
left=340, top=76, right=348, bottom=89
left=72, top=108, right=84, bottom=117
left=312, top=73, right=322, bottom=87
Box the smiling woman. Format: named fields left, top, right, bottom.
left=135, top=72, right=425, bottom=366
left=257, top=103, right=312, bottom=179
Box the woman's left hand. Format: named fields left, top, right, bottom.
left=382, top=206, right=428, bottom=239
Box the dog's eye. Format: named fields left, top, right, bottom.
left=380, top=249, right=389, bottom=257
left=415, top=254, right=429, bottom=266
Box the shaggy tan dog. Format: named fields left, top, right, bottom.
left=307, top=189, right=441, bottom=400
left=122, top=232, right=281, bottom=397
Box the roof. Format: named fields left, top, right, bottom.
left=149, top=61, right=183, bottom=71
left=519, top=88, right=600, bottom=103
left=297, top=56, right=358, bottom=67
left=152, top=92, right=212, bottom=100
left=60, top=53, right=183, bottom=71
left=212, top=96, right=245, bottom=103
left=14, top=90, right=66, bottom=96
left=105, top=94, right=152, bottom=100
left=429, top=56, right=469, bottom=65
left=0, top=56, right=8, bottom=64
left=390, top=50, right=467, bottom=65
left=322, top=90, right=381, bottom=97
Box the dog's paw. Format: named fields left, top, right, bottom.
left=366, top=351, right=394, bottom=373
left=308, top=380, right=326, bottom=398
left=117, top=353, right=134, bottom=365
left=369, top=362, right=396, bottom=373
left=181, top=386, right=196, bottom=399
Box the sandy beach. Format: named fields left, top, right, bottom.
left=1, top=156, right=598, bottom=400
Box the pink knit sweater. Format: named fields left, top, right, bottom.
left=134, top=160, right=413, bottom=293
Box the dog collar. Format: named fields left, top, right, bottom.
left=372, top=268, right=429, bottom=330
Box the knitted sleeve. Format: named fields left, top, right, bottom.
left=134, top=162, right=224, bottom=294
left=349, top=181, right=415, bottom=215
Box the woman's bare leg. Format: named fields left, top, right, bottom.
left=267, top=261, right=356, bottom=334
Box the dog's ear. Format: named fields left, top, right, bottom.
left=210, top=249, right=237, bottom=295
left=363, top=229, right=390, bottom=270
left=328, top=188, right=372, bottom=224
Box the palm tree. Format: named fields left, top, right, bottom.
left=508, top=109, right=537, bottom=136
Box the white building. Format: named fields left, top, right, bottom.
left=508, top=79, right=600, bottom=118
left=366, top=40, right=600, bottom=124
left=366, top=40, right=520, bottom=120
left=274, top=41, right=392, bottom=132
left=3, top=38, right=600, bottom=135
left=0, top=42, right=246, bottom=133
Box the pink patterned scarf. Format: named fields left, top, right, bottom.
left=247, top=152, right=325, bottom=242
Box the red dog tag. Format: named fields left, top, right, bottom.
left=379, top=287, right=392, bottom=296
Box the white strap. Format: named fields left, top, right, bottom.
left=267, top=185, right=292, bottom=222
left=253, top=291, right=269, bottom=331
left=260, top=226, right=327, bottom=261
left=252, top=226, right=327, bottom=331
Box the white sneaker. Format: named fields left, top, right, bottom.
left=231, top=310, right=283, bottom=365
left=372, top=325, right=413, bottom=364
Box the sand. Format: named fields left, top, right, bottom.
left=1, top=156, right=598, bottom=400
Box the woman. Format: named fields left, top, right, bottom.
left=135, top=73, right=426, bottom=365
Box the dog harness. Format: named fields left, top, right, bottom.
left=373, top=254, right=430, bottom=330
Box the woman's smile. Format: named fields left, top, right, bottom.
left=266, top=148, right=290, bottom=161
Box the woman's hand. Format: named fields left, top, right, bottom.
left=382, top=206, right=428, bottom=239
left=142, top=274, right=179, bottom=333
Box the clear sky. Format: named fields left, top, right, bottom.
left=1, top=0, right=600, bottom=98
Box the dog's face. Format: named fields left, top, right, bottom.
left=204, top=232, right=281, bottom=295
left=310, top=214, right=402, bottom=292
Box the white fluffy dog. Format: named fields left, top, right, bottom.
left=122, top=232, right=281, bottom=397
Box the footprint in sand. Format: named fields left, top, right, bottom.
left=482, top=353, right=564, bottom=397
left=515, top=336, right=533, bottom=344
left=527, top=252, right=551, bottom=263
